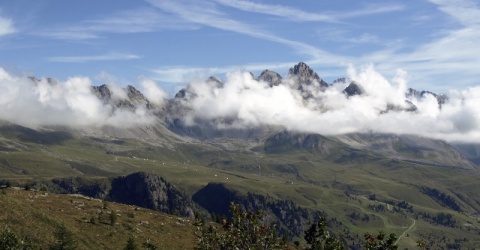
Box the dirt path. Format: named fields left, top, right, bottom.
left=395, top=218, right=416, bottom=244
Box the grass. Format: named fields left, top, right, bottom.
left=0, top=188, right=197, bottom=249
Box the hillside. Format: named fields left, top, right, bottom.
left=0, top=187, right=197, bottom=249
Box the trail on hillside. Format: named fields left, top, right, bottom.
left=396, top=218, right=416, bottom=244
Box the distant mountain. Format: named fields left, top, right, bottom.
left=20, top=64, right=480, bottom=170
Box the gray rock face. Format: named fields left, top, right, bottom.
left=108, top=172, right=195, bottom=218
left=174, top=89, right=187, bottom=99
left=91, top=84, right=154, bottom=110
left=407, top=88, right=448, bottom=107
left=207, top=76, right=224, bottom=87
left=342, top=82, right=364, bottom=97
left=258, top=70, right=282, bottom=87
left=92, top=84, right=113, bottom=104
left=381, top=100, right=418, bottom=114
left=288, top=62, right=328, bottom=88
left=125, top=85, right=154, bottom=110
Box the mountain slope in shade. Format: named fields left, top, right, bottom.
left=108, top=172, right=195, bottom=218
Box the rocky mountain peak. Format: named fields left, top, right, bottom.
left=407, top=88, right=448, bottom=107
left=288, top=62, right=328, bottom=88
left=207, top=76, right=224, bottom=89
left=126, top=85, right=144, bottom=100
left=175, top=89, right=187, bottom=99
left=343, top=82, right=364, bottom=97
left=92, top=84, right=113, bottom=104
left=258, top=69, right=282, bottom=87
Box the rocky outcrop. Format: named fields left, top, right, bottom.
left=380, top=100, right=418, bottom=114
left=91, top=84, right=154, bottom=110
left=407, top=88, right=448, bottom=107
left=258, top=70, right=282, bottom=87
left=192, top=182, right=323, bottom=238
left=108, top=172, right=195, bottom=218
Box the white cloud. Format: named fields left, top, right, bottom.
left=0, top=15, right=15, bottom=36
left=213, top=0, right=335, bottom=22
left=214, top=0, right=403, bottom=22
left=37, top=8, right=198, bottom=40
left=0, top=67, right=156, bottom=127
left=139, top=77, right=168, bottom=106
left=48, top=52, right=141, bottom=63
left=3, top=63, right=480, bottom=142
left=428, top=0, right=480, bottom=25
left=334, top=3, right=405, bottom=19
left=357, top=0, right=480, bottom=91
left=173, top=65, right=480, bottom=142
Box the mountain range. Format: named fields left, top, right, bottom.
left=1, top=62, right=480, bottom=249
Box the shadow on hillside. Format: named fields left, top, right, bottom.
left=0, top=125, right=72, bottom=145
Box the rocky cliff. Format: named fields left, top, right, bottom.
left=108, top=172, right=195, bottom=218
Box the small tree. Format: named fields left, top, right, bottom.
left=304, top=217, right=345, bottom=250
left=124, top=237, right=138, bottom=250
left=363, top=231, right=398, bottom=250
left=194, top=202, right=287, bottom=250
left=0, top=227, right=34, bottom=250
left=109, top=212, right=117, bottom=226
left=1, top=227, right=19, bottom=249
left=49, top=225, right=77, bottom=250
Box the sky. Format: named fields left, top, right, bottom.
left=1, top=0, right=480, bottom=94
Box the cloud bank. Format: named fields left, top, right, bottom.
left=1, top=65, right=480, bottom=142
left=176, top=65, right=480, bottom=143
left=0, top=68, right=165, bottom=128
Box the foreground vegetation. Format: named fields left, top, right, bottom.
left=195, top=203, right=408, bottom=250
left=0, top=189, right=419, bottom=250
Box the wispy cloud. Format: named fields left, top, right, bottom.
left=0, top=15, right=15, bottom=36
left=359, top=0, right=480, bottom=90
left=38, top=8, right=198, bottom=40
left=213, top=0, right=335, bottom=22
left=146, top=0, right=349, bottom=63
left=214, top=0, right=404, bottom=22
left=428, top=0, right=480, bottom=25
left=316, top=28, right=384, bottom=45
left=48, top=52, right=141, bottom=63
left=333, top=3, right=405, bottom=19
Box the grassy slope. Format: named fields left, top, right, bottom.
left=0, top=188, right=196, bottom=250
left=1, top=130, right=480, bottom=248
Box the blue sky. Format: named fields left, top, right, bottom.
left=1, top=0, right=479, bottom=94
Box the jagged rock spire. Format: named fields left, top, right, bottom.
left=288, top=62, right=328, bottom=88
